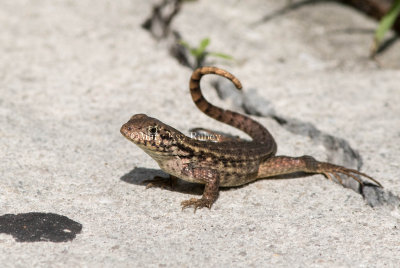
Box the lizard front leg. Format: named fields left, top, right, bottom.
left=258, top=155, right=381, bottom=187
left=180, top=167, right=220, bottom=212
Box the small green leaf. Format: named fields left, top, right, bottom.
left=178, top=37, right=234, bottom=68
left=372, top=0, right=400, bottom=54
left=189, top=48, right=197, bottom=56
left=199, top=38, right=210, bottom=51
left=208, top=52, right=234, bottom=60
left=190, top=38, right=209, bottom=59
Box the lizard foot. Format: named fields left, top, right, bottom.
left=317, top=162, right=382, bottom=188
left=143, top=175, right=177, bottom=189
left=181, top=198, right=213, bottom=212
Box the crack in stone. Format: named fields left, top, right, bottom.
left=214, top=79, right=400, bottom=209
left=142, top=0, right=191, bottom=68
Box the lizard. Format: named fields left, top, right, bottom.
left=120, top=66, right=382, bottom=211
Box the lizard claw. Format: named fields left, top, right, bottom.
left=317, top=162, right=382, bottom=188
left=181, top=198, right=213, bottom=212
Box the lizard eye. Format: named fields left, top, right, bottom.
left=148, top=126, right=158, bottom=138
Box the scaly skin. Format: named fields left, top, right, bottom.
left=120, top=67, right=382, bottom=211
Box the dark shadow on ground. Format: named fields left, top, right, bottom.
left=120, top=167, right=204, bottom=196
left=0, top=212, right=82, bottom=242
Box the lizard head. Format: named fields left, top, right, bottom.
left=120, top=114, right=184, bottom=155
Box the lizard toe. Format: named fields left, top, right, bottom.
left=181, top=198, right=213, bottom=212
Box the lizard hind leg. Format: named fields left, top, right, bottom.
left=258, top=155, right=382, bottom=187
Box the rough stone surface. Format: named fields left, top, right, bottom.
left=1, top=0, right=399, bottom=267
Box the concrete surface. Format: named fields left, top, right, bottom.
left=1, top=0, right=399, bottom=267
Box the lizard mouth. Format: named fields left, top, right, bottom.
left=120, top=123, right=132, bottom=138
left=120, top=123, right=142, bottom=144
left=120, top=123, right=159, bottom=150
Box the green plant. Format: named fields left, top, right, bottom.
left=179, top=38, right=233, bottom=68
left=371, top=0, right=400, bottom=56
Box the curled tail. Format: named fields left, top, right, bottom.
left=189, top=66, right=277, bottom=153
